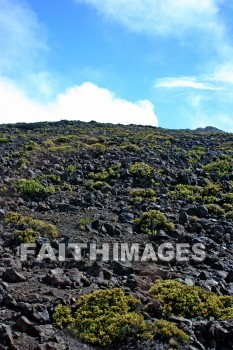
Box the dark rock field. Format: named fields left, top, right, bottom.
left=0, top=120, right=232, bottom=350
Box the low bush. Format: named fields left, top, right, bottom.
left=86, top=179, right=111, bottom=191
left=226, top=211, right=233, bottom=219
left=149, top=280, right=233, bottom=320
left=53, top=305, right=74, bottom=329
left=18, top=179, right=44, bottom=197
left=201, top=182, right=221, bottom=197
left=222, top=192, right=233, bottom=204
left=202, top=158, right=233, bottom=176
left=119, top=142, right=142, bottom=153
left=130, top=188, right=156, bottom=203
left=134, top=210, right=174, bottom=235
left=72, top=288, right=145, bottom=346
left=0, top=135, right=10, bottom=143
left=4, top=212, right=58, bottom=243
left=145, top=319, right=189, bottom=344
left=53, top=288, right=189, bottom=347
left=206, top=204, right=224, bottom=216
left=129, top=162, right=154, bottom=177
left=88, top=143, right=106, bottom=155
left=79, top=218, right=90, bottom=230
left=23, top=140, right=41, bottom=151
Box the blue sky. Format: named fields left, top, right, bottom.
left=1, top=0, right=233, bottom=131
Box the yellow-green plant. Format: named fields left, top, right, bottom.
left=149, top=280, right=233, bottom=320
left=79, top=218, right=90, bottom=230
left=206, top=204, right=224, bottom=216
left=72, top=288, right=145, bottom=347
left=53, top=305, right=74, bottom=329
left=226, top=211, right=233, bottom=219
left=134, top=210, right=174, bottom=235
left=145, top=319, right=189, bottom=344
left=18, top=179, right=44, bottom=197
left=88, top=143, right=106, bottom=155
left=4, top=212, right=58, bottom=243
left=130, top=188, right=156, bottom=203
left=129, top=162, right=154, bottom=177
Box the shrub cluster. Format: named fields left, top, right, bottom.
left=53, top=288, right=188, bottom=347
left=202, top=158, right=233, bottom=176
left=4, top=212, right=58, bottom=243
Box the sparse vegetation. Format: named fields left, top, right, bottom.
left=4, top=212, right=58, bottom=243
left=130, top=188, right=156, bottom=203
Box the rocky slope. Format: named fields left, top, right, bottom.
left=0, top=120, right=232, bottom=350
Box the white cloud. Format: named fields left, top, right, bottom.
left=0, top=0, right=158, bottom=127
left=75, top=0, right=223, bottom=39
left=212, top=63, right=233, bottom=84
left=154, top=76, right=219, bottom=90
left=0, top=79, right=158, bottom=126
left=0, top=0, right=48, bottom=76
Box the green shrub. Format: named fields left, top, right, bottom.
left=88, top=171, right=109, bottom=181
left=226, top=211, right=233, bottom=219
left=79, top=218, right=90, bottom=230
left=134, top=210, right=174, bottom=235
left=53, top=305, right=74, bottom=329
left=0, top=135, right=10, bottom=143
left=129, top=162, right=154, bottom=177
left=62, top=184, right=72, bottom=191
left=202, top=159, right=233, bottom=176
left=46, top=174, right=61, bottom=184
left=72, top=288, right=145, bottom=346
left=119, top=142, right=142, bottom=153
left=203, top=195, right=219, bottom=204
left=206, top=204, right=224, bottom=216
left=0, top=186, right=7, bottom=193
left=223, top=203, right=233, bottom=212
left=45, top=185, right=56, bottom=194
left=66, top=164, right=77, bottom=174
left=4, top=212, right=58, bottom=243
left=130, top=188, right=156, bottom=203
left=14, top=228, right=39, bottom=244
left=23, top=140, right=41, bottom=151
left=149, top=280, right=233, bottom=320
left=86, top=180, right=111, bottom=191
left=146, top=319, right=189, bottom=344
left=222, top=192, right=233, bottom=204
left=88, top=164, right=121, bottom=181
left=18, top=179, right=44, bottom=197
left=52, top=287, right=189, bottom=347
left=17, top=157, right=29, bottom=168
left=88, top=143, right=106, bottom=155
left=169, top=184, right=201, bottom=201
left=201, top=183, right=221, bottom=197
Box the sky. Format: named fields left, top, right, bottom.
left=0, top=0, right=233, bottom=131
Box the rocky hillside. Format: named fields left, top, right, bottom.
left=0, top=120, right=232, bottom=350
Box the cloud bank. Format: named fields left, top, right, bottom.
left=0, top=0, right=158, bottom=127
left=0, top=80, right=158, bottom=126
